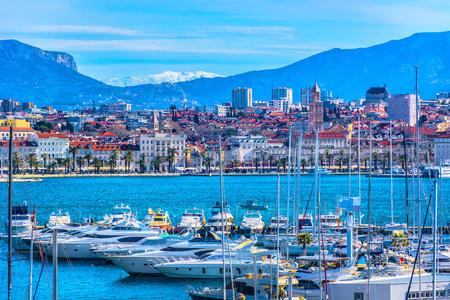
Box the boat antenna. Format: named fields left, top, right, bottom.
left=367, top=125, right=372, bottom=300
left=7, top=119, right=13, bottom=300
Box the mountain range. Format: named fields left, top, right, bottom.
left=103, top=71, right=223, bottom=87
left=1, top=31, right=450, bottom=108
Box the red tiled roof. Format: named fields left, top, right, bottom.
left=36, top=133, right=68, bottom=138
left=98, top=131, right=118, bottom=137
left=0, top=127, right=34, bottom=132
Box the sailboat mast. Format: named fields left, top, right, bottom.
left=367, top=125, right=372, bottom=300
left=358, top=114, right=361, bottom=224
left=415, top=57, right=422, bottom=297
left=7, top=122, right=13, bottom=300
left=313, top=130, right=319, bottom=240
left=276, top=175, right=280, bottom=298
left=348, top=127, right=351, bottom=198
left=286, top=124, right=292, bottom=259
left=219, top=137, right=226, bottom=300
left=390, top=121, right=393, bottom=224
left=432, top=180, right=438, bottom=300
left=295, top=131, right=303, bottom=236
left=403, top=131, right=409, bottom=230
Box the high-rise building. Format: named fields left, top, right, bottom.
left=301, top=87, right=312, bottom=108
left=232, top=87, right=252, bottom=108
left=272, top=87, right=293, bottom=105
left=308, top=82, right=324, bottom=133
left=366, top=86, right=390, bottom=106
left=1, top=99, right=17, bottom=113
left=387, top=94, right=417, bottom=126
left=269, top=99, right=290, bottom=112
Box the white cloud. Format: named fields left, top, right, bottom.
left=199, top=25, right=296, bottom=39
left=26, top=25, right=145, bottom=36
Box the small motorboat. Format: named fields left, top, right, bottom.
left=150, top=209, right=171, bottom=230
left=239, top=200, right=268, bottom=211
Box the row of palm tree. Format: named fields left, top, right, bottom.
left=150, top=147, right=179, bottom=173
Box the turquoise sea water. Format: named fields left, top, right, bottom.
left=0, top=175, right=448, bottom=299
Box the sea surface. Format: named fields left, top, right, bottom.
left=0, top=174, right=448, bottom=299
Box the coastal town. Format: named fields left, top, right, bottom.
left=1, top=83, right=449, bottom=175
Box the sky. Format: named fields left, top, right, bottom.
left=2, top=0, right=450, bottom=81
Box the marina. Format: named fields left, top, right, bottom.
left=1, top=174, right=449, bottom=299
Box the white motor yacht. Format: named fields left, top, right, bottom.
left=47, top=210, right=71, bottom=227
left=175, top=208, right=205, bottom=233
left=206, top=202, right=235, bottom=233
left=109, top=231, right=236, bottom=275
left=41, top=219, right=160, bottom=259
left=0, top=202, right=35, bottom=250
left=239, top=211, right=264, bottom=234
left=154, top=240, right=275, bottom=279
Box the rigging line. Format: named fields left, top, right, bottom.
left=405, top=191, right=434, bottom=300
left=32, top=245, right=50, bottom=300
left=298, top=180, right=315, bottom=233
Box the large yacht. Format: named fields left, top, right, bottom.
left=175, top=208, right=205, bottom=233
left=206, top=202, right=235, bottom=233
left=239, top=211, right=264, bottom=234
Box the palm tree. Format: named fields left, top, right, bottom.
left=325, top=149, right=332, bottom=170
left=165, top=148, right=178, bottom=173
left=372, top=151, right=380, bottom=171
left=151, top=156, right=164, bottom=173
left=84, top=153, right=94, bottom=172
left=297, top=232, right=312, bottom=256
left=253, top=157, right=261, bottom=172
left=279, top=157, right=287, bottom=172
left=76, top=157, right=85, bottom=173
left=92, top=158, right=103, bottom=174
left=55, top=158, right=64, bottom=173
left=382, top=151, right=390, bottom=170
left=47, top=161, right=57, bottom=174
left=138, top=153, right=147, bottom=173
left=122, top=151, right=135, bottom=173
left=308, top=146, right=315, bottom=164
left=260, top=153, right=267, bottom=172
left=108, top=149, right=119, bottom=172
left=33, top=161, right=42, bottom=173
left=338, top=149, right=346, bottom=173
left=268, top=155, right=274, bottom=172
left=391, top=231, right=409, bottom=249
left=200, top=151, right=207, bottom=173
left=26, top=153, right=38, bottom=174
left=63, top=157, right=72, bottom=173
left=69, top=146, right=79, bottom=172
left=41, top=153, right=49, bottom=170
left=204, top=156, right=214, bottom=173
left=12, top=153, right=23, bottom=174
left=308, top=156, right=314, bottom=168
left=232, top=159, right=240, bottom=172
left=319, top=154, right=325, bottom=167
left=301, top=158, right=307, bottom=171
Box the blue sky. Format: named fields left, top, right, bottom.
left=2, top=0, right=450, bottom=81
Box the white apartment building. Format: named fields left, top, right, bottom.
left=434, top=134, right=450, bottom=166
left=28, top=133, right=70, bottom=160
left=202, top=105, right=229, bottom=117
left=100, top=102, right=131, bottom=114
left=232, top=87, right=252, bottom=108
left=0, top=141, right=38, bottom=163
left=269, top=99, right=290, bottom=112
left=301, top=86, right=312, bottom=108
left=272, top=87, right=293, bottom=105
left=139, top=132, right=186, bottom=171
left=387, top=94, right=417, bottom=126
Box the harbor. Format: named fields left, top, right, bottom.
left=1, top=174, right=449, bottom=299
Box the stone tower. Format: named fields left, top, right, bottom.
left=150, top=111, right=159, bottom=131
left=308, top=81, right=324, bottom=133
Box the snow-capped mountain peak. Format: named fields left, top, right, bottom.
left=103, top=71, right=223, bottom=87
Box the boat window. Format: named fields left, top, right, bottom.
left=160, top=247, right=193, bottom=252
left=112, top=226, right=141, bottom=231
left=117, top=236, right=145, bottom=243
left=245, top=214, right=260, bottom=218
left=296, top=280, right=320, bottom=290
left=12, top=215, right=29, bottom=220
left=154, top=217, right=165, bottom=222
left=354, top=292, right=364, bottom=300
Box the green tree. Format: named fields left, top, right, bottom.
left=84, top=153, right=94, bottom=172
left=194, top=114, right=200, bottom=124
left=69, top=146, right=79, bottom=172
left=372, top=151, right=380, bottom=171
left=325, top=149, right=333, bottom=170
left=253, top=157, right=261, bottom=172
left=151, top=156, right=164, bottom=173
left=41, top=153, right=49, bottom=170
left=12, top=152, right=23, bottom=174
left=76, top=157, right=85, bottom=173
left=138, top=153, right=147, bottom=173
left=268, top=155, right=274, bottom=172
left=33, top=120, right=53, bottom=132
left=204, top=156, right=214, bottom=173
left=338, top=149, right=346, bottom=172
left=63, top=157, right=72, bottom=173
left=92, top=158, right=103, bottom=174
left=260, top=153, right=267, bottom=172
left=122, top=151, right=135, bottom=173
left=47, top=161, right=57, bottom=174
left=297, top=232, right=312, bottom=256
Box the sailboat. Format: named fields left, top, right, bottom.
left=384, top=121, right=407, bottom=231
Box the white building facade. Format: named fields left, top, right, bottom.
left=28, top=133, right=70, bottom=160
left=387, top=94, right=417, bottom=126
left=139, top=132, right=186, bottom=171
left=435, top=134, right=450, bottom=166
